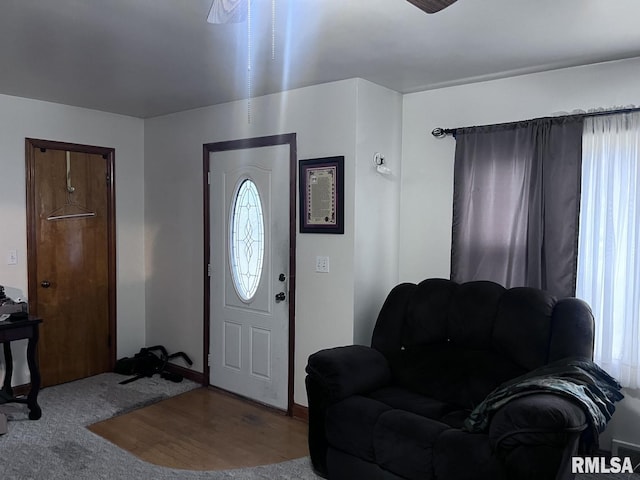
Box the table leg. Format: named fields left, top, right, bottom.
left=25, top=332, right=41, bottom=420
left=2, top=341, right=13, bottom=397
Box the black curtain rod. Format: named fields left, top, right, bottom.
left=431, top=105, right=640, bottom=138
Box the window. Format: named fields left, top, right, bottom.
left=229, top=179, right=265, bottom=302
left=577, top=112, right=640, bottom=389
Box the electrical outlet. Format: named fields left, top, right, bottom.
left=7, top=250, right=17, bottom=265
left=316, top=256, right=330, bottom=273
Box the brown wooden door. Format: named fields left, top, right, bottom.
left=26, top=139, right=116, bottom=387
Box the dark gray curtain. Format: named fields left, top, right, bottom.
left=451, top=117, right=583, bottom=298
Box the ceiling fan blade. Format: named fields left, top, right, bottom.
left=406, top=0, right=458, bottom=14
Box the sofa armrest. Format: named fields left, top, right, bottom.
left=489, top=393, right=588, bottom=449
left=488, top=393, right=588, bottom=480
left=306, top=345, right=391, bottom=402
left=305, top=345, right=391, bottom=477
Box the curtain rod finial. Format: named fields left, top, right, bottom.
left=432, top=127, right=447, bottom=138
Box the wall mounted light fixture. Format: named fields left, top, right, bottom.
left=373, top=152, right=391, bottom=175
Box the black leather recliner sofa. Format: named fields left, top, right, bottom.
left=305, top=279, right=614, bottom=480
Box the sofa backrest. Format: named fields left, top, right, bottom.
left=371, top=278, right=594, bottom=408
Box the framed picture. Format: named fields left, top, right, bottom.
left=299, top=156, right=344, bottom=234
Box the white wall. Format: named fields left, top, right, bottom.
left=145, top=79, right=395, bottom=406
left=353, top=81, right=402, bottom=345
left=400, top=57, right=640, bottom=449
left=0, top=93, right=146, bottom=383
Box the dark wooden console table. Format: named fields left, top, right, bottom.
left=0, top=317, right=42, bottom=420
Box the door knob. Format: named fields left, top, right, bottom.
left=275, top=291, right=286, bottom=302
left=40, top=280, right=51, bottom=288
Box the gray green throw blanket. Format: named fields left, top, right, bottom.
left=463, top=357, right=624, bottom=443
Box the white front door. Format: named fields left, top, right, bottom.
left=209, top=144, right=290, bottom=410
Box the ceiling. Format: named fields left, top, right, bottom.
left=1, top=0, right=640, bottom=118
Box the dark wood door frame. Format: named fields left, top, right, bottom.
left=203, top=133, right=297, bottom=415
left=25, top=138, right=117, bottom=370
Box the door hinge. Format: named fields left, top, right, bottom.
left=207, top=353, right=212, bottom=366
left=207, top=171, right=211, bottom=185
left=106, top=174, right=111, bottom=185
left=207, top=264, right=212, bottom=277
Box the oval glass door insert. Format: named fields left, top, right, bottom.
left=229, top=178, right=265, bottom=302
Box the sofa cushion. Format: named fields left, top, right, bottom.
left=446, top=280, right=505, bottom=347
left=367, top=386, right=472, bottom=428
left=402, top=278, right=457, bottom=346
left=440, top=408, right=472, bottom=429
left=374, top=410, right=449, bottom=480
left=327, top=448, right=407, bottom=480
left=390, top=345, right=526, bottom=409
left=367, top=386, right=455, bottom=420
left=434, top=429, right=507, bottom=480
left=325, top=396, right=391, bottom=462
left=492, top=287, right=556, bottom=370
left=401, top=279, right=506, bottom=349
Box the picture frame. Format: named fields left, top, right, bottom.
left=299, top=156, right=344, bottom=234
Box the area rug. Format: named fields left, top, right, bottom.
left=0, top=373, right=320, bottom=480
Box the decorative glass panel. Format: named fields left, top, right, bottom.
left=230, top=179, right=265, bottom=301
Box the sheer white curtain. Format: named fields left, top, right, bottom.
left=577, top=112, right=640, bottom=389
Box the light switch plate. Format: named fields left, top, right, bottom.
left=316, top=256, right=329, bottom=273
left=7, top=250, right=17, bottom=265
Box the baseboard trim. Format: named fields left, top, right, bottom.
left=292, top=403, right=308, bottom=422
left=166, top=363, right=205, bottom=385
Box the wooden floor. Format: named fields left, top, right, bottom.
left=87, top=387, right=309, bottom=471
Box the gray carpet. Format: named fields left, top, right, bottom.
left=0, top=373, right=321, bottom=480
